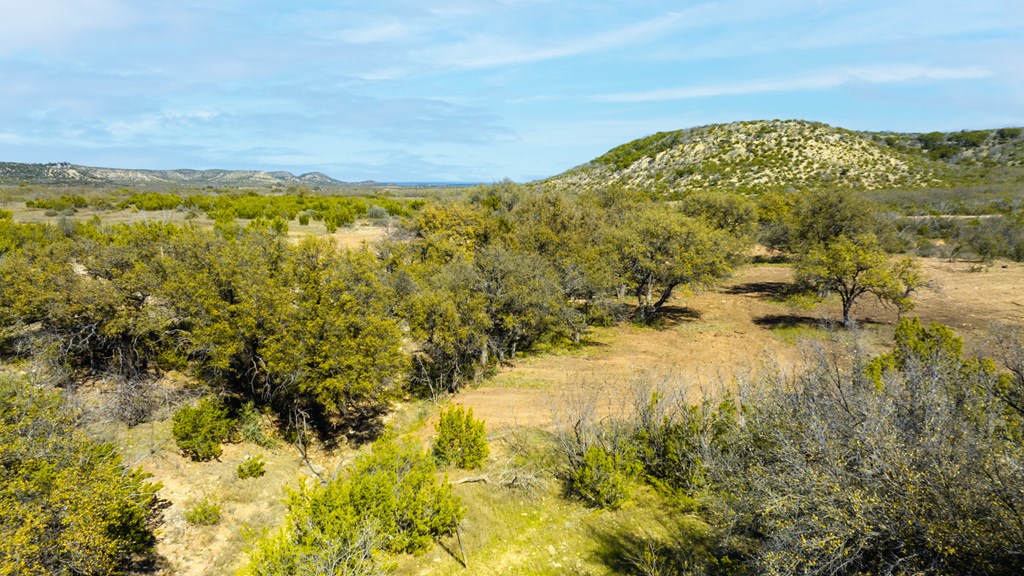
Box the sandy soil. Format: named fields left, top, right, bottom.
left=107, top=420, right=355, bottom=575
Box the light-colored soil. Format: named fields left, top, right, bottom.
left=883, top=258, right=1024, bottom=333
left=93, top=402, right=354, bottom=575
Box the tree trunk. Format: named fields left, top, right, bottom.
left=652, top=283, right=679, bottom=311
left=842, top=297, right=854, bottom=327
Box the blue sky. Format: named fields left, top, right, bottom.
left=1, top=1, right=1021, bottom=182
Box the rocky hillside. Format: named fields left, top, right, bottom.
left=0, top=162, right=355, bottom=188
left=545, top=120, right=1024, bottom=195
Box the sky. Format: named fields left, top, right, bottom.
left=1, top=1, right=1022, bottom=182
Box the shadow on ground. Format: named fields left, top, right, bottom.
left=726, top=281, right=796, bottom=300
left=753, top=314, right=886, bottom=330
left=653, top=305, right=702, bottom=327
left=753, top=314, right=825, bottom=329
left=586, top=511, right=749, bottom=576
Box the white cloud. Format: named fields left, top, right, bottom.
left=591, top=65, right=992, bottom=102
left=323, top=22, right=412, bottom=45
left=0, top=0, right=135, bottom=54
left=418, top=10, right=688, bottom=70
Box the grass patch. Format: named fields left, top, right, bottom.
left=674, top=320, right=731, bottom=335
left=767, top=323, right=830, bottom=346
left=393, top=429, right=714, bottom=576
left=486, top=373, right=553, bottom=390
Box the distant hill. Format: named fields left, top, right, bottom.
left=544, top=120, right=1024, bottom=195
left=0, top=162, right=360, bottom=189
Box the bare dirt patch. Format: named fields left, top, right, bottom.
left=94, top=409, right=354, bottom=575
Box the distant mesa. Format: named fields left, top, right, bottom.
left=0, top=162, right=364, bottom=189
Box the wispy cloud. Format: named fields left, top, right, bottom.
left=0, top=1, right=1020, bottom=181
left=0, top=0, right=136, bottom=54
left=591, top=65, right=992, bottom=102
left=418, top=10, right=687, bottom=70
left=320, top=22, right=413, bottom=45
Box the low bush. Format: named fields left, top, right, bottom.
left=171, top=396, right=235, bottom=461
left=243, top=433, right=463, bottom=574
left=238, top=401, right=274, bottom=448
left=184, top=499, right=222, bottom=526
left=433, top=404, right=489, bottom=469
left=237, top=455, right=266, bottom=479
left=570, top=444, right=638, bottom=509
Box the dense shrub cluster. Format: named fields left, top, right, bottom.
left=906, top=212, right=1024, bottom=261
left=0, top=376, right=160, bottom=575
left=171, top=396, right=235, bottom=461
left=0, top=220, right=409, bottom=432
left=243, top=434, right=462, bottom=574
left=23, top=189, right=420, bottom=229
left=2, top=185, right=750, bottom=424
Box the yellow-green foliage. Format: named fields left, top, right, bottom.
left=795, top=233, right=923, bottom=324
left=237, top=455, right=266, bottom=479
left=433, top=405, right=489, bottom=469
left=184, top=498, right=222, bottom=526
left=172, top=396, right=235, bottom=461
left=570, top=444, right=639, bottom=509
left=113, top=190, right=416, bottom=225
left=608, top=204, right=740, bottom=321
left=866, top=317, right=964, bottom=388
left=243, top=433, right=463, bottom=574
left=0, top=376, right=160, bottom=575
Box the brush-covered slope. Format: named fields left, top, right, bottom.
left=546, top=120, right=1024, bottom=195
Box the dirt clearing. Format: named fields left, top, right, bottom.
left=454, top=258, right=1024, bottom=431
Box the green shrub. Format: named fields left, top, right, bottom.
left=0, top=376, right=161, bottom=575
left=570, top=444, right=638, bottom=509
left=242, top=433, right=463, bottom=573
left=184, top=499, right=222, bottom=526
left=237, top=455, right=266, bottom=479
left=433, top=405, right=489, bottom=469
left=238, top=401, right=274, bottom=448
left=997, top=127, right=1022, bottom=140
left=171, top=397, right=235, bottom=461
